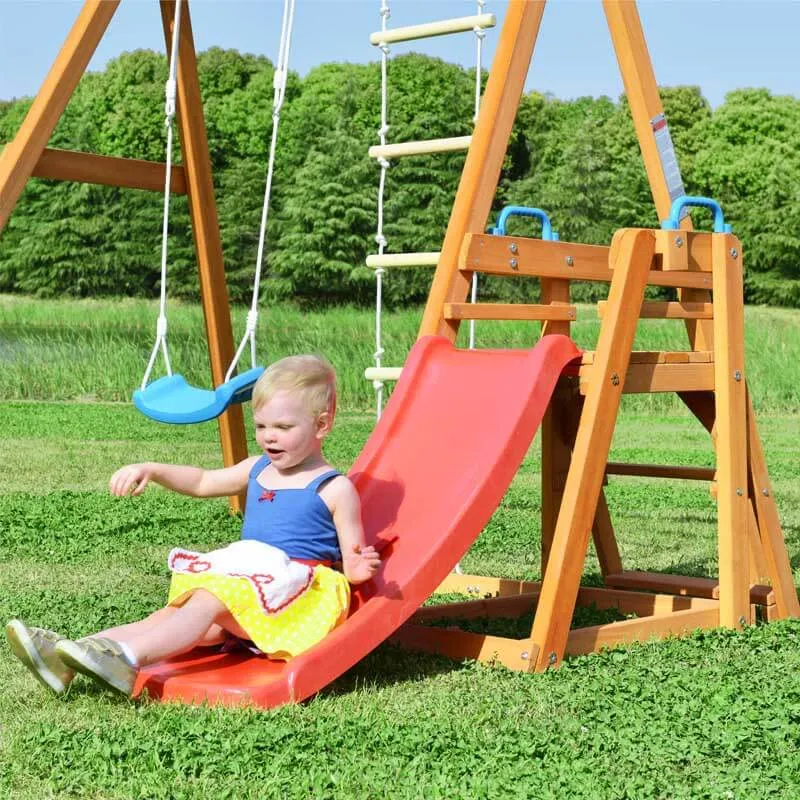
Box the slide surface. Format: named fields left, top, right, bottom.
left=136, top=334, right=581, bottom=707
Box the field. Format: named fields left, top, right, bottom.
left=1, top=297, right=799, bottom=799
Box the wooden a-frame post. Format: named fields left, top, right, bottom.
left=0, top=0, right=248, bottom=512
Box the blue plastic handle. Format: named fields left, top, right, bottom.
left=491, top=206, right=558, bottom=241
left=661, top=195, right=732, bottom=233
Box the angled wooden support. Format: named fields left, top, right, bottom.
left=419, top=1, right=547, bottom=340
left=529, top=228, right=655, bottom=671
left=159, top=0, right=248, bottom=511
left=0, top=0, right=120, bottom=231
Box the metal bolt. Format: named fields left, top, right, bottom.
left=611, top=373, right=620, bottom=386
left=509, top=242, right=518, bottom=254
left=730, top=248, right=739, bottom=259
left=762, top=488, right=770, bottom=497
left=548, top=652, right=558, bottom=666
left=520, top=650, right=530, bottom=660
left=675, top=236, right=684, bottom=248
left=736, top=488, right=743, bottom=496
left=738, top=615, right=747, bottom=627
left=565, top=256, right=574, bottom=267
left=733, top=370, right=742, bottom=381
left=509, top=258, right=519, bottom=270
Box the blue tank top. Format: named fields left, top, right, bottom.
left=240, top=455, right=342, bottom=562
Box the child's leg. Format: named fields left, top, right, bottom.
left=93, top=606, right=227, bottom=649
left=121, top=590, right=240, bottom=667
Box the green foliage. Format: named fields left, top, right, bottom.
left=1, top=50, right=799, bottom=306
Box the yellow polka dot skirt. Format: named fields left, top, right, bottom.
left=167, top=566, right=350, bottom=660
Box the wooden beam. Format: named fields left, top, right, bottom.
left=565, top=606, right=720, bottom=658
left=434, top=573, right=539, bottom=598
left=604, top=570, right=775, bottom=606
left=598, top=300, right=713, bottom=320
left=605, top=462, right=716, bottom=481
left=460, top=233, right=712, bottom=290
left=31, top=148, right=187, bottom=194
left=712, top=234, right=750, bottom=628
left=443, top=302, right=576, bottom=321
left=160, top=0, right=247, bottom=512
left=0, top=0, right=120, bottom=232
left=419, top=1, right=547, bottom=339
left=530, top=228, right=654, bottom=670
left=578, top=362, right=715, bottom=395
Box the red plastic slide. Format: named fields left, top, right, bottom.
left=135, top=334, right=581, bottom=707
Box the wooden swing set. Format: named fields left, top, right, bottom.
left=1, top=0, right=797, bottom=674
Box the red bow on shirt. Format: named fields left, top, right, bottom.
left=259, top=490, right=276, bottom=502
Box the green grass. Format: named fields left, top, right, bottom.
left=1, top=400, right=800, bottom=799
left=2, top=298, right=800, bottom=798
left=3, top=294, right=800, bottom=412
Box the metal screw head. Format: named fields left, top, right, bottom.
left=611, top=373, right=620, bottom=386
left=733, top=370, right=742, bottom=381
left=736, top=488, right=743, bottom=496
left=730, top=248, right=739, bottom=259
left=509, top=258, right=519, bottom=270
left=738, top=615, right=747, bottom=626
left=675, top=236, right=684, bottom=248
left=565, top=256, right=574, bottom=267
left=548, top=652, right=557, bottom=665
left=509, top=242, right=518, bottom=254
left=520, top=650, right=530, bottom=660
left=762, top=488, right=770, bottom=497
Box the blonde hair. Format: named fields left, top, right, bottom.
left=252, top=354, right=337, bottom=418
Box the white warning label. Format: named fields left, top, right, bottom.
left=651, top=113, right=687, bottom=215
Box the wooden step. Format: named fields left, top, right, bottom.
left=444, top=302, right=576, bottom=321
left=598, top=300, right=713, bottom=320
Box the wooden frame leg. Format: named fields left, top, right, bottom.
left=529, top=228, right=655, bottom=670
left=160, top=1, right=248, bottom=511
left=0, top=0, right=120, bottom=231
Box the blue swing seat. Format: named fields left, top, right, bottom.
left=133, top=366, right=265, bottom=424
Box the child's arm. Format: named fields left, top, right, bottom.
left=329, top=477, right=380, bottom=585
left=109, top=455, right=260, bottom=499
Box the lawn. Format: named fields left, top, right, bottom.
left=1, top=298, right=799, bottom=798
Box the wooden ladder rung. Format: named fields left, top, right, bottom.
left=369, top=137, right=471, bottom=160
left=598, top=300, right=713, bottom=320
left=366, top=252, right=440, bottom=269
left=605, top=462, right=716, bottom=481
left=444, top=302, right=576, bottom=322
left=580, top=351, right=713, bottom=365
left=370, top=14, right=495, bottom=46
left=364, top=366, right=403, bottom=382
left=576, top=361, right=715, bottom=394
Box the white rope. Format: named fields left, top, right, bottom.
left=468, top=0, right=486, bottom=351
left=372, top=0, right=391, bottom=418
left=226, top=0, right=296, bottom=383
left=141, top=0, right=184, bottom=391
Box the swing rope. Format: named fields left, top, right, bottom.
left=226, top=0, right=297, bottom=382
left=141, top=0, right=184, bottom=391
left=372, top=0, right=392, bottom=417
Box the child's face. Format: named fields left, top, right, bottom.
left=252, top=390, right=330, bottom=471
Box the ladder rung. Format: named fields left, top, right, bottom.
left=366, top=252, right=440, bottom=269
left=370, top=14, right=496, bottom=46
left=605, top=462, right=716, bottom=481
left=580, top=350, right=713, bottom=365
left=444, top=302, right=576, bottom=322
left=364, top=367, right=403, bottom=382
left=369, top=136, right=472, bottom=160
left=598, top=300, right=713, bottom=320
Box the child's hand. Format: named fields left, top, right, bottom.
left=109, top=463, right=152, bottom=497
left=343, top=544, right=380, bottom=585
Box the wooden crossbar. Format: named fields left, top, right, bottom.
left=366, top=252, right=439, bottom=269
left=32, top=147, right=187, bottom=194
left=444, top=302, right=576, bottom=321
left=460, top=233, right=713, bottom=290
left=598, top=300, right=713, bottom=319
left=605, top=462, right=716, bottom=481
